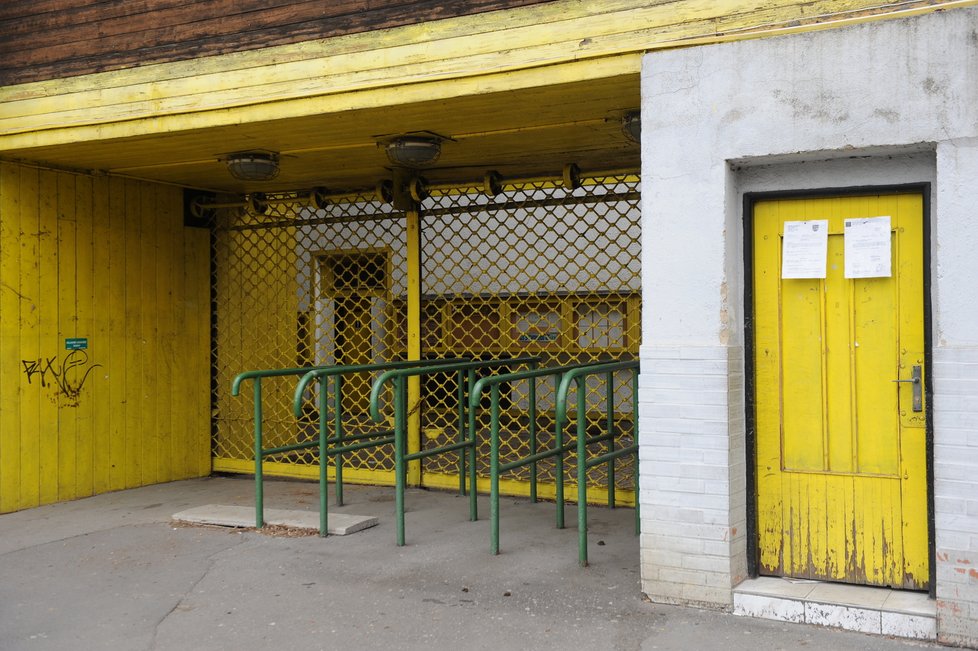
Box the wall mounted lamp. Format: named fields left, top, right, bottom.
left=621, top=111, right=641, bottom=144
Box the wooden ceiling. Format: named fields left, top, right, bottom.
left=12, top=73, right=640, bottom=193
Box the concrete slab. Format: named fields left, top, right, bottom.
left=172, top=504, right=378, bottom=535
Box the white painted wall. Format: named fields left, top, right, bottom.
left=640, top=8, right=978, bottom=644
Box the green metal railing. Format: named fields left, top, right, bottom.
left=469, top=362, right=599, bottom=555
left=368, top=356, right=540, bottom=546
left=555, top=360, right=640, bottom=566
left=231, top=359, right=464, bottom=537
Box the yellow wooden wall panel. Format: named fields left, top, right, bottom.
left=56, top=172, right=77, bottom=501
left=0, top=162, right=211, bottom=514
left=74, top=174, right=95, bottom=499
left=157, top=185, right=176, bottom=482
left=122, top=179, right=142, bottom=489
left=90, top=175, right=112, bottom=495
left=106, top=177, right=128, bottom=491
left=139, top=181, right=159, bottom=486
left=17, top=166, right=40, bottom=510
left=0, top=163, right=22, bottom=512
left=37, top=170, right=59, bottom=505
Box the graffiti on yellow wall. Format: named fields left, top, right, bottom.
left=21, top=350, right=101, bottom=406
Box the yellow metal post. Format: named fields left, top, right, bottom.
left=406, top=205, right=422, bottom=486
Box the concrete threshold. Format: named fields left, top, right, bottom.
left=733, top=576, right=936, bottom=640
left=172, top=504, right=378, bottom=535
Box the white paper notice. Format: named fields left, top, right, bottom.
left=781, top=220, right=828, bottom=279
left=844, top=216, right=891, bottom=278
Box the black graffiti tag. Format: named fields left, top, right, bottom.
left=22, top=350, right=102, bottom=405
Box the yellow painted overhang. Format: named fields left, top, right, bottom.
left=0, top=0, right=971, bottom=192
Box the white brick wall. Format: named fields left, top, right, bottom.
left=640, top=8, right=978, bottom=641
left=934, top=348, right=978, bottom=646
left=638, top=345, right=747, bottom=608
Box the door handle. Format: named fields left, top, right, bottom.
left=893, top=365, right=923, bottom=412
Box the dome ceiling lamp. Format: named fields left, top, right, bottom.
left=378, top=131, right=453, bottom=168
left=223, top=150, right=281, bottom=182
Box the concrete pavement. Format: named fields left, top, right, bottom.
left=0, top=477, right=947, bottom=650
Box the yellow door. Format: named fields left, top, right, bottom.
left=753, top=193, right=928, bottom=589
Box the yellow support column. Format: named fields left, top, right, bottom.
left=406, top=205, right=422, bottom=486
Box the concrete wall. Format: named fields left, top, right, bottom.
left=638, top=8, right=978, bottom=644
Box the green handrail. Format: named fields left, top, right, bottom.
left=231, top=358, right=464, bottom=537
left=555, top=360, right=640, bottom=567
left=368, top=356, right=540, bottom=546
left=469, top=362, right=601, bottom=555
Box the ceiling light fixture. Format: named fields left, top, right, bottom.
left=621, top=111, right=641, bottom=144
left=384, top=136, right=443, bottom=168
left=225, top=151, right=280, bottom=182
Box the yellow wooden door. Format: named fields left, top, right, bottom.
left=753, top=193, right=928, bottom=589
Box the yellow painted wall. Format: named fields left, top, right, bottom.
left=0, top=162, right=210, bottom=513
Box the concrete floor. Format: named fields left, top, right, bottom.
left=0, top=476, right=946, bottom=650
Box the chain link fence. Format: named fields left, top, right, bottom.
left=212, top=173, right=640, bottom=501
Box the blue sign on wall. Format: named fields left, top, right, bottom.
left=65, top=338, right=88, bottom=350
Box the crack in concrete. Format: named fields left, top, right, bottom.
left=147, top=535, right=247, bottom=651
left=0, top=525, right=140, bottom=559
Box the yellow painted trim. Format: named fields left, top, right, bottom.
left=210, top=460, right=635, bottom=506
left=213, top=457, right=396, bottom=486
left=1, top=0, right=971, bottom=152
left=421, top=472, right=636, bottom=507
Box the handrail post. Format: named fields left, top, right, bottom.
left=529, top=375, right=537, bottom=503
left=576, top=377, right=589, bottom=567
left=555, top=373, right=565, bottom=530
left=490, top=384, right=501, bottom=555
left=254, top=378, right=264, bottom=529
left=318, top=375, right=329, bottom=537
left=395, top=375, right=408, bottom=546
left=334, top=375, right=344, bottom=507
left=367, top=356, right=539, bottom=545
left=457, top=368, right=466, bottom=496
left=467, top=367, right=478, bottom=521
left=607, top=370, right=616, bottom=509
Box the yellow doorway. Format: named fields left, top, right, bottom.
left=752, top=192, right=929, bottom=589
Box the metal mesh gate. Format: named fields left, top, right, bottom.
left=213, top=192, right=406, bottom=482
left=212, top=173, right=641, bottom=501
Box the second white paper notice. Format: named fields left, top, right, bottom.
left=782, top=220, right=828, bottom=279
left=844, top=216, right=891, bottom=278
